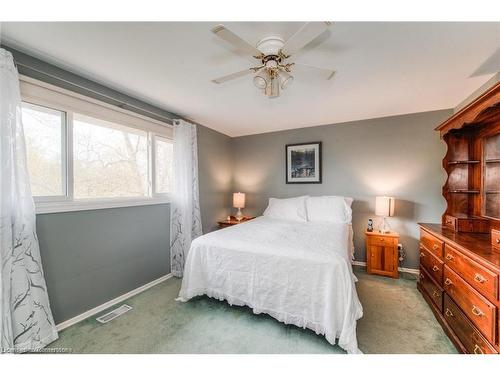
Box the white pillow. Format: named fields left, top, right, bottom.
left=263, top=196, right=308, bottom=222
left=306, top=196, right=353, bottom=223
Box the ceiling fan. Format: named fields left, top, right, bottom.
left=211, top=22, right=336, bottom=98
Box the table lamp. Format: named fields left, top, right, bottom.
left=233, top=192, right=246, bottom=221
left=375, top=196, right=395, bottom=233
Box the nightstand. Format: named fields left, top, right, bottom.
left=218, top=216, right=255, bottom=229
left=365, top=231, right=400, bottom=278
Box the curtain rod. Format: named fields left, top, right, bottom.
left=3, top=45, right=178, bottom=126
left=16, top=61, right=174, bottom=126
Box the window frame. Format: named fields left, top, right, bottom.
left=20, top=77, right=173, bottom=214
left=21, top=101, right=69, bottom=202
left=152, top=134, right=174, bottom=198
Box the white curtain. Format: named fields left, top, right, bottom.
left=170, top=119, right=202, bottom=277
left=0, top=48, right=58, bottom=351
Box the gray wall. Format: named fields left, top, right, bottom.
left=231, top=110, right=453, bottom=270
left=197, top=125, right=233, bottom=232
left=38, top=124, right=232, bottom=325
left=37, top=204, right=170, bottom=324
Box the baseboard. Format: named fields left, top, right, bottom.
left=352, top=261, right=419, bottom=275
left=56, top=273, right=173, bottom=331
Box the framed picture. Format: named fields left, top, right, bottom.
left=285, top=142, right=322, bottom=184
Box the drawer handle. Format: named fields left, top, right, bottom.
left=433, top=244, right=439, bottom=250
left=444, top=278, right=453, bottom=286
left=432, top=290, right=440, bottom=298
left=445, top=254, right=454, bottom=261
left=496, top=238, right=500, bottom=244
left=420, top=252, right=426, bottom=258
left=474, top=273, right=486, bottom=284
left=445, top=308, right=454, bottom=317
left=432, top=265, right=439, bottom=272
left=471, top=305, right=484, bottom=317
left=473, top=344, right=484, bottom=355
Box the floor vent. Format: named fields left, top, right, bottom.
left=96, top=304, right=132, bottom=324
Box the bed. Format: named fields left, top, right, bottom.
left=177, top=199, right=363, bottom=353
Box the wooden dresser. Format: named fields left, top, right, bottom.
left=418, top=82, right=500, bottom=354
left=418, top=224, right=500, bottom=354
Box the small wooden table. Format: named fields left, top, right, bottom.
left=365, top=230, right=400, bottom=278
left=218, top=216, right=255, bottom=229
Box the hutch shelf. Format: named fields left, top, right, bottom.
left=439, top=82, right=500, bottom=233
left=418, top=82, right=500, bottom=354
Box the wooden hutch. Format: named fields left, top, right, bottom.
left=418, top=82, right=500, bottom=354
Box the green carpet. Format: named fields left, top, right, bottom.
left=48, top=267, right=457, bottom=354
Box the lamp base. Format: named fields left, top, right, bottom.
left=378, top=217, right=391, bottom=233
left=235, top=208, right=244, bottom=221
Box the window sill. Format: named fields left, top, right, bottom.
left=35, top=197, right=170, bottom=214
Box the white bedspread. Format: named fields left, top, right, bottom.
left=177, top=216, right=363, bottom=353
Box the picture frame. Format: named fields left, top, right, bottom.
left=285, top=142, right=322, bottom=184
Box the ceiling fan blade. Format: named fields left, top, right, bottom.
left=211, top=69, right=253, bottom=84
left=293, top=63, right=336, bottom=80
left=282, top=22, right=332, bottom=56
left=212, top=24, right=263, bottom=58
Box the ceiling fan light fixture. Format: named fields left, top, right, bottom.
left=266, top=76, right=280, bottom=98
left=253, top=75, right=268, bottom=90
left=210, top=23, right=335, bottom=99
left=279, top=70, right=294, bottom=90
left=256, top=36, right=285, bottom=56
left=265, top=60, right=278, bottom=69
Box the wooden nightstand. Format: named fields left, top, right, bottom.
left=365, top=231, right=400, bottom=278
left=218, top=216, right=255, bottom=229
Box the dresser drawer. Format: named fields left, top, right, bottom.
left=443, top=266, right=496, bottom=343
left=419, top=267, right=443, bottom=312
left=444, top=295, right=497, bottom=354
left=369, top=235, right=398, bottom=247
left=445, top=245, right=498, bottom=302
left=493, top=229, right=500, bottom=249
left=444, top=215, right=457, bottom=231
left=420, top=229, right=444, bottom=258
left=420, top=246, right=444, bottom=284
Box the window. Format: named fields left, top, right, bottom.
left=20, top=79, right=173, bottom=213
left=155, top=136, right=173, bottom=194
left=73, top=114, right=149, bottom=199
left=21, top=102, right=65, bottom=197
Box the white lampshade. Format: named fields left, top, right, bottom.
left=375, top=196, right=395, bottom=217
left=279, top=70, right=294, bottom=89
left=233, top=192, right=246, bottom=209
left=253, top=75, right=268, bottom=89
left=265, top=76, right=280, bottom=98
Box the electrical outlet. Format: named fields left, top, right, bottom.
left=398, top=243, right=405, bottom=262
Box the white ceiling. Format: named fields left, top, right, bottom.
left=2, top=22, right=499, bottom=136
